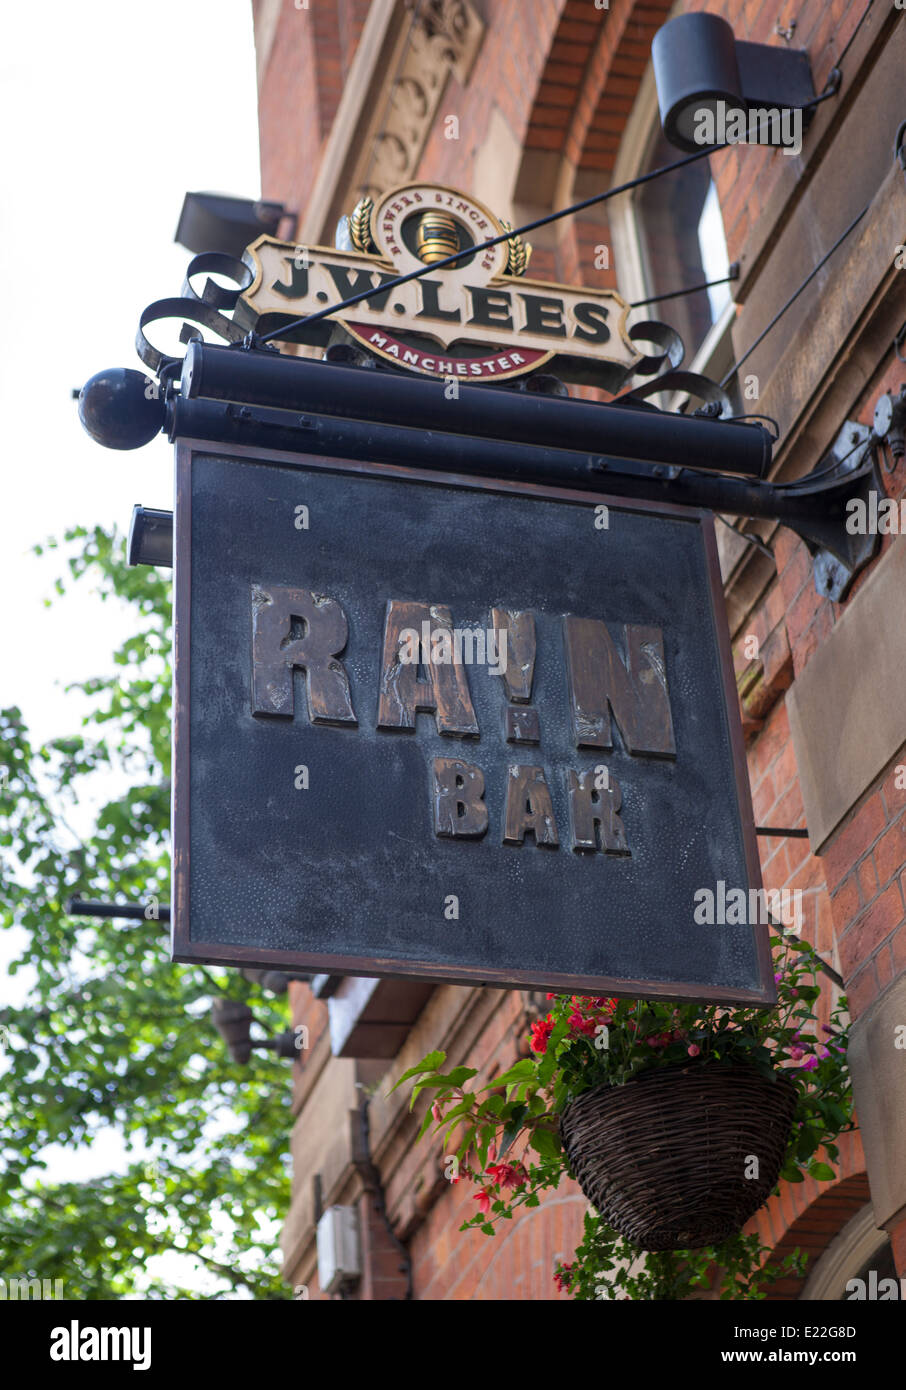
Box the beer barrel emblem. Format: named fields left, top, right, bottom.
left=415, top=211, right=461, bottom=264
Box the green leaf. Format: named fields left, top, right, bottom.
left=481, top=1058, right=535, bottom=1093
left=529, top=1126, right=561, bottom=1159
left=416, top=1107, right=436, bottom=1141
left=389, top=1050, right=447, bottom=1093
left=498, top=1105, right=527, bottom=1159
left=433, top=1066, right=478, bottom=1089
left=808, top=1161, right=835, bottom=1182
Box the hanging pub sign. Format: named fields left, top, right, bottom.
left=172, top=440, right=773, bottom=1004
left=234, top=182, right=645, bottom=389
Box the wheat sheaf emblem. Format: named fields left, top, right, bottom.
left=349, top=195, right=377, bottom=254
left=500, top=219, right=533, bottom=278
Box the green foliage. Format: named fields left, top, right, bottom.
left=0, top=528, right=292, bottom=1298
left=397, top=939, right=853, bottom=1301
left=556, top=1212, right=808, bottom=1301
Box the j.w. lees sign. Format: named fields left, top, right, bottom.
left=172, top=445, right=772, bottom=1004
left=235, top=183, right=643, bottom=388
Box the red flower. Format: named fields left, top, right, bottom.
left=474, top=1189, right=493, bottom=1214
left=486, top=1162, right=527, bottom=1191
left=554, top=1263, right=573, bottom=1293
left=431, top=1101, right=443, bottom=1122
left=687, top=1044, right=700, bottom=1057
left=531, top=1017, right=554, bottom=1053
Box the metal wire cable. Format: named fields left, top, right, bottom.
left=256, top=82, right=842, bottom=347
left=630, top=266, right=740, bottom=308
left=773, top=430, right=874, bottom=490
left=257, top=143, right=728, bottom=344
left=719, top=200, right=869, bottom=389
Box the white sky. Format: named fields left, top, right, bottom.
left=0, top=0, right=262, bottom=1237
left=0, top=0, right=261, bottom=748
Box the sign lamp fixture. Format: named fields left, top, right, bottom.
left=652, top=11, right=817, bottom=153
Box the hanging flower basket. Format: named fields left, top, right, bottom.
left=559, top=1061, right=797, bottom=1251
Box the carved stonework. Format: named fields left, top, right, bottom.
left=359, top=0, right=484, bottom=202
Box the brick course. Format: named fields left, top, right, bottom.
left=263, top=0, right=905, bottom=1294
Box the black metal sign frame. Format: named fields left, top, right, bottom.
left=172, top=438, right=773, bottom=1005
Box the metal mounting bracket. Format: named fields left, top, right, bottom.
left=797, top=421, right=880, bottom=601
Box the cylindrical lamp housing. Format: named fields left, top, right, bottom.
left=181, top=341, right=772, bottom=478
left=652, top=12, right=742, bottom=152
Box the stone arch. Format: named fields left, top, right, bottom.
left=514, top=0, right=672, bottom=287
left=743, top=1129, right=872, bottom=1299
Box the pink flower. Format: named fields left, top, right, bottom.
left=790, top=1047, right=804, bottom=1061
left=687, top=1044, right=700, bottom=1057
left=474, top=1189, right=492, bottom=1214
left=431, top=1102, right=443, bottom=1122
left=818, top=1047, right=830, bottom=1059
left=800, top=1055, right=819, bottom=1071
left=486, top=1162, right=526, bottom=1191
left=774, top=972, right=783, bottom=982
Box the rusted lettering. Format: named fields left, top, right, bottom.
left=377, top=600, right=479, bottom=736
left=490, top=608, right=535, bottom=701
left=432, top=758, right=488, bottom=838
left=566, top=769, right=630, bottom=855
left=564, top=617, right=675, bottom=756
left=503, top=765, right=559, bottom=847
left=251, top=584, right=356, bottom=724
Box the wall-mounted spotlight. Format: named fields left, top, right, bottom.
left=175, top=192, right=292, bottom=258
left=211, top=999, right=299, bottom=1065
left=652, top=12, right=816, bottom=153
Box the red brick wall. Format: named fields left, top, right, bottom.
left=267, top=0, right=906, bottom=1293
left=693, top=0, right=866, bottom=263
left=256, top=0, right=371, bottom=219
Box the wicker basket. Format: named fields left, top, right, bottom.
left=559, top=1061, right=797, bottom=1251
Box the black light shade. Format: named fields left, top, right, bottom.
left=653, top=13, right=742, bottom=152
left=652, top=11, right=816, bottom=153
left=175, top=192, right=288, bottom=257
left=127, top=506, right=173, bottom=568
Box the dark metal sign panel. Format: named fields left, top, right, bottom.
left=172, top=441, right=773, bottom=1003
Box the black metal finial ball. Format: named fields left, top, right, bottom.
left=78, top=368, right=165, bottom=450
